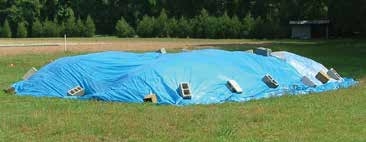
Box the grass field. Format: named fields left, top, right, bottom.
left=0, top=38, right=365, bottom=141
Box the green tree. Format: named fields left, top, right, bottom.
left=64, top=13, right=76, bottom=37
left=58, top=22, right=66, bottom=37
left=16, top=22, right=28, bottom=38
left=192, top=9, right=210, bottom=38
left=264, top=17, right=281, bottom=38
left=43, top=19, right=59, bottom=37
left=242, top=13, right=255, bottom=38
left=167, top=18, right=178, bottom=37
left=1, top=0, right=363, bottom=38
left=57, top=7, right=75, bottom=24
left=230, top=16, right=242, bottom=38
left=31, top=18, right=42, bottom=37
left=115, top=17, right=135, bottom=38
left=252, top=16, right=266, bottom=38
left=1, top=20, right=12, bottom=38
left=206, top=16, right=220, bottom=39
left=176, top=17, right=193, bottom=38
left=218, top=12, right=232, bottom=38
left=136, top=15, right=155, bottom=37
left=156, top=9, right=169, bottom=37
left=75, top=18, right=85, bottom=37
left=84, top=15, right=96, bottom=37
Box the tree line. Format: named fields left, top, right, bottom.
left=0, top=0, right=365, bottom=38
left=116, top=9, right=281, bottom=38
left=0, top=15, right=95, bottom=38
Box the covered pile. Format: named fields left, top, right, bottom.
left=12, top=49, right=356, bottom=105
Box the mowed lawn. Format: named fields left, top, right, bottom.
left=0, top=38, right=365, bottom=141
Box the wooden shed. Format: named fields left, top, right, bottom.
left=289, top=20, right=330, bottom=39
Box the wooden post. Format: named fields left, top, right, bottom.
left=64, top=34, right=67, bottom=52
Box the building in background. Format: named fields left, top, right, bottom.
left=290, top=20, right=330, bottom=39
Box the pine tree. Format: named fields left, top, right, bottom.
left=54, top=18, right=64, bottom=37
left=16, top=22, right=28, bottom=38
left=176, top=17, right=193, bottom=38
left=84, top=15, right=96, bottom=37
left=2, top=19, right=12, bottom=38
left=32, top=19, right=43, bottom=37
left=115, top=17, right=135, bottom=37
left=43, top=19, right=60, bottom=37
left=193, top=9, right=210, bottom=38
left=231, top=16, right=242, bottom=38
left=137, top=15, right=155, bottom=37
left=75, top=18, right=85, bottom=37
left=156, top=9, right=168, bottom=37
left=206, top=16, right=220, bottom=39
left=242, top=13, right=255, bottom=38
left=252, top=16, right=265, bottom=38
left=219, top=12, right=232, bottom=38
left=167, top=18, right=178, bottom=37
left=64, top=14, right=76, bottom=37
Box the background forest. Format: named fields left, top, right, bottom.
left=0, top=0, right=365, bottom=38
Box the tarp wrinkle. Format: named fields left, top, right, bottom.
left=12, top=49, right=357, bottom=105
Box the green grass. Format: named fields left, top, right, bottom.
left=0, top=38, right=365, bottom=141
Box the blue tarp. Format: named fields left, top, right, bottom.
left=12, top=49, right=357, bottom=105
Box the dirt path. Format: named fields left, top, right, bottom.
left=0, top=38, right=270, bottom=56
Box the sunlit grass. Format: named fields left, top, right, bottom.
left=0, top=38, right=365, bottom=141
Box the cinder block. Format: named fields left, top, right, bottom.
left=315, top=71, right=330, bottom=84
left=245, top=49, right=254, bottom=53
left=301, top=76, right=316, bottom=87
left=226, top=80, right=243, bottom=93
left=67, top=86, right=85, bottom=96
left=254, top=47, right=272, bottom=56
left=179, top=82, right=191, bottom=99
left=157, top=48, right=167, bottom=54
left=22, top=67, right=37, bottom=80
left=262, top=74, right=279, bottom=88
left=327, top=68, right=342, bottom=80
left=143, top=94, right=158, bottom=103
left=3, top=87, right=15, bottom=94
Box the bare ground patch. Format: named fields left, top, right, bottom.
left=0, top=38, right=270, bottom=56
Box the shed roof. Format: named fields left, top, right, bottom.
left=289, top=20, right=330, bottom=25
